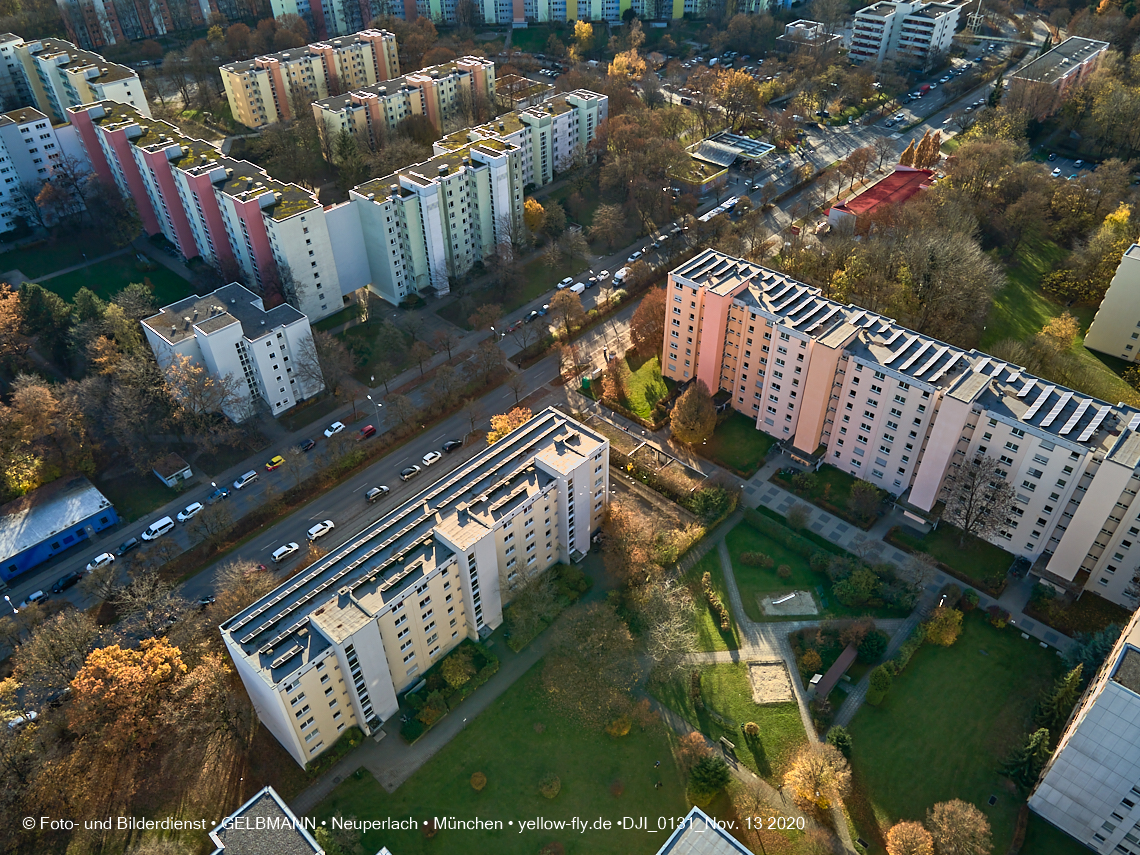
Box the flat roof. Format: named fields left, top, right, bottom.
left=831, top=166, right=934, bottom=217
left=210, top=787, right=321, bottom=855
left=222, top=408, right=607, bottom=686
left=220, top=28, right=395, bottom=74
left=1013, top=36, right=1109, bottom=85
left=0, top=476, right=113, bottom=564
left=1, top=106, right=48, bottom=125
left=27, top=37, right=137, bottom=83
left=141, top=282, right=305, bottom=346
left=656, top=807, right=754, bottom=854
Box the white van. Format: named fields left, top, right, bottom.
left=141, top=516, right=175, bottom=541
left=613, top=266, right=631, bottom=284
left=570, top=282, right=586, bottom=294
left=233, top=470, right=259, bottom=490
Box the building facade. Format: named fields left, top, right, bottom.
left=311, top=56, right=496, bottom=148
left=664, top=249, right=1140, bottom=610
left=1030, top=609, right=1140, bottom=854
left=17, top=37, right=148, bottom=121
left=221, top=29, right=399, bottom=130
left=0, top=106, right=90, bottom=233
left=1085, top=244, right=1140, bottom=363
left=776, top=20, right=844, bottom=55
left=1012, top=36, right=1109, bottom=96
left=222, top=407, right=609, bottom=765
left=141, top=282, right=325, bottom=421
left=849, top=1, right=959, bottom=69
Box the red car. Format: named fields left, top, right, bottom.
left=359, top=425, right=376, bottom=440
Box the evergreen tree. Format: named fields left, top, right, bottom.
left=1001, top=727, right=1052, bottom=791
left=689, top=755, right=731, bottom=795
left=899, top=139, right=916, bottom=167
left=1036, top=664, right=1083, bottom=735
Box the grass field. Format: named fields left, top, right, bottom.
left=682, top=549, right=741, bottom=652
left=1022, top=814, right=1088, bottom=854
left=438, top=252, right=590, bottom=329
left=890, top=524, right=1012, bottom=592
left=0, top=233, right=111, bottom=278
left=95, top=472, right=181, bottom=523
left=616, top=354, right=672, bottom=419
left=772, top=464, right=883, bottom=529
left=313, top=664, right=690, bottom=855
left=701, top=412, right=775, bottom=476
left=846, top=612, right=1063, bottom=854
left=725, top=520, right=905, bottom=622
left=44, top=256, right=195, bottom=305
left=649, top=662, right=807, bottom=782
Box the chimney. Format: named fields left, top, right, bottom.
left=337, top=586, right=351, bottom=607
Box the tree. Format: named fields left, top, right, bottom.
left=886, top=821, right=934, bottom=855
left=717, top=69, right=762, bottom=131
left=524, top=198, right=546, bottom=235
left=899, top=139, right=916, bottom=167
left=114, top=567, right=183, bottom=638
left=549, top=290, right=585, bottom=338
left=1035, top=312, right=1080, bottom=358
left=1036, top=664, right=1082, bottom=734
left=857, top=629, right=889, bottom=663
left=925, top=606, right=963, bottom=647
left=488, top=407, right=532, bottom=444
left=504, top=570, right=560, bottom=642
left=189, top=503, right=234, bottom=544
left=634, top=580, right=699, bottom=679
left=295, top=329, right=347, bottom=396
left=468, top=303, right=502, bottom=331
left=867, top=664, right=892, bottom=705
left=873, top=135, right=898, bottom=172
left=13, top=610, right=101, bottom=703
left=470, top=338, right=504, bottom=385
left=213, top=559, right=278, bottom=622
left=826, top=725, right=853, bottom=758
left=630, top=287, right=666, bottom=357
left=560, top=229, right=589, bottom=262
left=440, top=646, right=476, bottom=689
left=590, top=204, right=626, bottom=248
left=506, top=372, right=528, bottom=405
left=783, top=743, right=851, bottom=813
left=671, top=380, right=716, bottom=445
left=846, top=479, right=883, bottom=524
left=573, top=20, right=594, bottom=60
left=925, top=800, right=992, bottom=855
left=409, top=340, right=434, bottom=376
left=1002, top=727, right=1052, bottom=791
left=943, top=455, right=1017, bottom=546
left=688, top=755, right=731, bottom=803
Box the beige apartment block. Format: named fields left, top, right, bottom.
left=221, top=29, right=398, bottom=130
left=1085, top=244, right=1140, bottom=363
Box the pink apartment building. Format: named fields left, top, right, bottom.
left=665, top=249, right=1140, bottom=609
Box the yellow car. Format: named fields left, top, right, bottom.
left=266, top=455, right=286, bottom=470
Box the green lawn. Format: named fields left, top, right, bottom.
left=438, top=252, right=590, bottom=330
left=889, top=524, right=1013, bottom=593
left=726, top=520, right=904, bottom=622
left=772, top=464, right=884, bottom=530
left=650, top=662, right=807, bottom=782
left=847, top=612, right=1063, bottom=854
left=702, top=412, right=776, bottom=476
left=44, top=256, right=195, bottom=305
left=95, top=471, right=181, bottom=522
left=618, top=354, right=672, bottom=419
left=682, top=550, right=741, bottom=652
left=1022, top=814, right=1087, bottom=855
left=313, top=664, right=690, bottom=855
left=313, top=304, right=361, bottom=332
left=0, top=233, right=111, bottom=278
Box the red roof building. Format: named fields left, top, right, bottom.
left=827, top=166, right=935, bottom=230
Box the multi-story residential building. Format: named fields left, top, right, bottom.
left=269, top=0, right=412, bottom=39
left=220, top=29, right=399, bottom=130
left=0, top=106, right=90, bottom=233
left=15, top=37, right=148, bottom=121
left=69, top=100, right=344, bottom=320
left=54, top=0, right=250, bottom=50
left=311, top=56, right=496, bottom=148
left=222, top=407, right=609, bottom=765
left=1086, top=245, right=1140, bottom=363
left=0, top=34, right=34, bottom=111
left=1030, top=609, right=1140, bottom=854
left=141, top=282, right=324, bottom=421
left=849, top=0, right=959, bottom=69
left=664, top=249, right=1140, bottom=610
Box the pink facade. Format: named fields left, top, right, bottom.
left=142, top=148, right=197, bottom=258
left=69, top=108, right=115, bottom=187
left=180, top=169, right=236, bottom=267
left=694, top=287, right=738, bottom=392
left=103, top=126, right=160, bottom=236
left=792, top=336, right=850, bottom=453
left=907, top=393, right=972, bottom=511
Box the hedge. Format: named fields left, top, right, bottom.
left=742, top=507, right=838, bottom=559
left=749, top=505, right=850, bottom=557
left=304, top=725, right=365, bottom=775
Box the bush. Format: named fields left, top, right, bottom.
left=539, top=773, right=562, bottom=799
left=689, top=755, right=731, bottom=802
left=801, top=649, right=823, bottom=673
left=866, top=664, right=892, bottom=706
left=400, top=718, right=426, bottom=742
left=925, top=607, right=964, bottom=647
left=777, top=564, right=793, bottom=579
left=701, top=571, right=732, bottom=630
left=743, top=721, right=760, bottom=736
left=786, top=503, right=810, bottom=530
left=890, top=624, right=926, bottom=675
left=610, top=779, right=625, bottom=797
left=606, top=716, right=632, bottom=738
left=987, top=604, right=1010, bottom=629
left=740, top=551, right=774, bottom=568
left=415, top=690, right=448, bottom=727
left=827, top=725, right=853, bottom=758
left=471, top=771, right=487, bottom=791
left=857, top=629, right=889, bottom=663
left=960, top=588, right=980, bottom=611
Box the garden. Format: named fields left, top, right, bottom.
left=503, top=563, right=593, bottom=652
left=588, top=352, right=674, bottom=423
left=887, top=523, right=1013, bottom=596
left=682, top=550, right=741, bottom=653
left=43, top=256, right=194, bottom=305
left=771, top=465, right=888, bottom=530
left=726, top=512, right=915, bottom=623
left=699, top=411, right=777, bottom=477
left=846, top=610, right=1063, bottom=854
left=1024, top=583, right=1133, bottom=636
left=315, top=665, right=693, bottom=855
left=649, top=662, right=807, bottom=783
left=400, top=640, right=500, bottom=743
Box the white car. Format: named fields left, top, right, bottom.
left=570, top=282, right=586, bottom=294
left=18, top=591, right=46, bottom=608
left=177, top=502, right=204, bottom=522
left=324, top=421, right=345, bottom=437
left=86, top=552, right=115, bottom=573
left=272, top=542, right=300, bottom=563
left=422, top=450, right=442, bottom=466
left=627, top=250, right=643, bottom=263
left=307, top=520, right=335, bottom=541
left=7, top=710, right=37, bottom=730
left=1051, top=167, right=1062, bottom=177
left=597, top=269, right=610, bottom=280
left=557, top=277, right=573, bottom=289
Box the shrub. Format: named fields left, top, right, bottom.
left=987, top=604, right=1010, bottom=629
left=400, top=718, right=426, bottom=742
left=688, top=755, right=731, bottom=802
left=539, top=773, right=562, bottom=799
left=810, top=552, right=831, bottom=573
left=539, top=844, right=565, bottom=855
left=792, top=471, right=818, bottom=494
left=470, top=771, right=487, bottom=791
left=777, top=564, right=793, bottom=579
left=441, top=645, right=477, bottom=689
left=925, top=607, right=964, bottom=647
left=857, top=629, right=890, bottom=663
left=700, top=572, right=731, bottom=630
left=827, top=725, right=853, bottom=758
left=606, top=716, right=632, bottom=738
left=801, top=649, right=823, bottom=673
left=423, top=818, right=439, bottom=838
left=960, top=588, right=980, bottom=611
left=786, top=503, right=810, bottom=530
left=891, top=624, right=927, bottom=675
left=867, top=664, right=893, bottom=706
left=740, top=551, right=774, bottom=568
left=415, top=690, right=448, bottom=727
left=743, top=721, right=760, bottom=736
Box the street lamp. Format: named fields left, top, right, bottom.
left=4, top=595, right=16, bottom=615
left=366, top=394, right=383, bottom=424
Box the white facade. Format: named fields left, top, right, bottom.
left=17, top=37, right=147, bottom=122
left=141, top=282, right=324, bottom=422
left=222, top=408, right=609, bottom=766
left=0, top=106, right=89, bottom=232
left=1086, top=245, right=1140, bottom=363
left=849, top=1, right=959, bottom=69
left=1030, top=611, right=1140, bottom=855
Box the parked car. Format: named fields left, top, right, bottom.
left=570, top=282, right=586, bottom=294
left=266, top=455, right=285, bottom=470
left=7, top=711, right=37, bottom=731
left=18, top=591, right=46, bottom=608
left=1051, top=167, right=1062, bottom=177
left=524, top=310, right=540, bottom=323
left=442, top=439, right=463, bottom=453
left=300, top=438, right=316, bottom=452
left=324, top=421, right=345, bottom=437
left=597, top=269, right=610, bottom=280
left=206, top=487, right=229, bottom=504
left=366, top=486, right=389, bottom=503
left=400, top=465, right=422, bottom=481
left=177, top=502, right=204, bottom=522
left=233, top=470, right=259, bottom=490
left=307, top=520, right=335, bottom=541
left=359, top=424, right=376, bottom=439
left=85, top=552, right=115, bottom=572
left=557, top=277, right=573, bottom=289
left=51, top=572, right=82, bottom=594
left=272, top=542, right=300, bottom=563
left=116, top=537, right=140, bottom=556
left=142, top=516, right=176, bottom=540
left=1074, top=159, right=1084, bottom=169
left=423, top=451, right=442, bottom=466
left=627, top=250, right=643, bottom=263
left=1048, top=152, right=1057, bottom=161
left=197, top=595, right=216, bottom=609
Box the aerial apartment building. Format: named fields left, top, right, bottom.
left=665, top=249, right=1140, bottom=610
left=1086, top=245, right=1140, bottom=363
left=311, top=55, right=496, bottom=149
left=220, top=29, right=399, bottom=130
left=1030, top=608, right=1140, bottom=854
left=1012, top=36, right=1109, bottom=96
left=849, top=0, right=960, bottom=69
left=141, top=283, right=325, bottom=421
left=222, top=407, right=610, bottom=765
left=54, top=0, right=248, bottom=49
left=0, top=106, right=90, bottom=233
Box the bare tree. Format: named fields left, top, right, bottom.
left=282, top=444, right=308, bottom=486
left=507, top=372, right=528, bottom=405
left=189, top=503, right=234, bottom=544
left=462, top=398, right=485, bottom=434
left=943, top=455, right=1017, bottom=546
left=114, top=566, right=185, bottom=638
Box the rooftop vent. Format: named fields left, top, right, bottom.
left=438, top=164, right=448, bottom=175
left=170, top=325, right=176, bottom=335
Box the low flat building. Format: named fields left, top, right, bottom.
left=0, top=476, right=118, bottom=583
left=1085, top=244, right=1140, bottom=362
left=827, top=166, right=935, bottom=231
left=656, top=807, right=754, bottom=854
left=1012, top=36, right=1109, bottom=94
left=1030, top=609, right=1140, bottom=854
left=210, top=785, right=380, bottom=854
left=222, top=407, right=610, bottom=765
left=141, top=282, right=324, bottom=422
left=152, top=453, right=192, bottom=488
left=777, top=20, right=844, bottom=55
